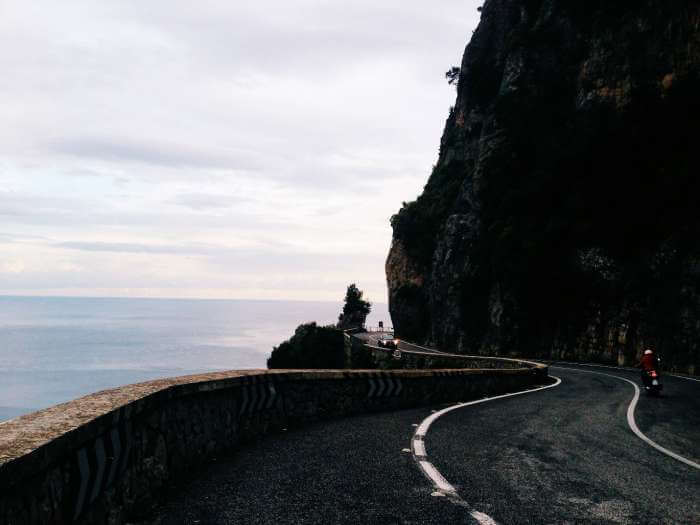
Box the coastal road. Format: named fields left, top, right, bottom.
left=364, top=332, right=446, bottom=355
left=155, top=365, right=699, bottom=524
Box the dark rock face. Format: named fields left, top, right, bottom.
left=387, top=0, right=700, bottom=373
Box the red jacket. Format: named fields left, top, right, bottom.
left=640, top=353, right=658, bottom=371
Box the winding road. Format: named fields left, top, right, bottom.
left=156, top=363, right=699, bottom=524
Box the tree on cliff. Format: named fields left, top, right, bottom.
left=337, top=283, right=371, bottom=330
left=267, top=284, right=371, bottom=369
left=267, top=322, right=343, bottom=369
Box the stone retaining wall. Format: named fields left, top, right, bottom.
left=0, top=364, right=547, bottom=524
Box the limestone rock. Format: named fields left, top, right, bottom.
left=387, top=0, right=700, bottom=373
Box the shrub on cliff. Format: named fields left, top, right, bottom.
left=267, top=322, right=344, bottom=369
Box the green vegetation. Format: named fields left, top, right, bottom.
left=268, top=284, right=371, bottom=369
left=267, top=322, right=343, bottom=369
left=337, top=283, right=371, bottom=330
left=445, top=66, right=460, bottom=89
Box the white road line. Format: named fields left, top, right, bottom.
left=668, top=374, right=700, bottom=383
left=415, top=379, right=562, bottom=438
left=419, top=461, right=455, bottom=493
left=470, top=511, right=499, bottom=525
left=413, top=439, right=426, bottom=457
left=401, top=341, right=447, bottom=354
left=555, top=361, right=700, bottom=383
left=552, top=366, right=700, bottom=470
left=411, top=377, right=562, bottom=524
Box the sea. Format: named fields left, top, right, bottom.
left=0, top=296, right=390, bottom=422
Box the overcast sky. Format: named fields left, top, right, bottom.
left=0, top=1, right=480, bottom=302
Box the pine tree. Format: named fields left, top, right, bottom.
left=337, top=283, right=371, bottom=330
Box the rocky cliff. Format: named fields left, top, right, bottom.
left=387, top=0, right=700, bottom=374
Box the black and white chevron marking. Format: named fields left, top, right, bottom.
left=73, top=419, right=132, bottom=520
left=367, top=375, right=403, bottom=398
left=71, top=377, right=279, bottom=519
left=238, top=378, right=278, bottom=416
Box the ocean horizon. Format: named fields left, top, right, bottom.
left=0, top=295, right=390, bottom=422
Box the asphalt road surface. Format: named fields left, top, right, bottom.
left=155, top=364, right=699, bottom=524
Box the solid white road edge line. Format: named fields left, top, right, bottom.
left=552, top=366, right=700, bottom=470
left=470, top=510, right=499, bottom=525
left=667, top=373, right=700, bottom=383
left=555, top=361, right=700, bottom=383
left=411, top=377, right=562, bottom=525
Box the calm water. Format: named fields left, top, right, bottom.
left=0, top=296, right=390, bottom=422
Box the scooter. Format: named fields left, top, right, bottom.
left=642, top=369, right=663, bottom=396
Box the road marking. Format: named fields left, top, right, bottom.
left=394, top=339, right=698, bottom=383
left=367, top=376, right=403, bottom=398
left=239, top=385, right=249, bottom=414
left=266, top=383, right=277, bottom=409
left=419, top=461, right=455, bottom=493
left=552, top=366, right=700, bottom=470
left=120, top=421, right=133, bottom=475
left=90, top=437, right=106, bottom=503
left=106, top=428, right=121, bottom=487
left=471, top=511, right=499, bottom=525
left=554, top=361, right=700, bottom=383
left=401, top=341, right=447, bottom=353
left=411, top=377, right=562, bottom=524
left=256, top=383, right=267, bottom=411
left=414, top=378, right=562, bottom=439
left=368, top=378, right=377, bottom=397
left=376, top=378, right=386, bottom=397
left=73, top=448, right=90, bottom=520
left=667, top=374, right=700, bottom=383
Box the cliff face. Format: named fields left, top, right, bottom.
left=387, top=0, right=700, bottom=373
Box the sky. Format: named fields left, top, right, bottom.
left=0, top=1, right=481, bottom=302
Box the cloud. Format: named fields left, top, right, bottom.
left=0, top=233, right=50, bottom=243
left=0, top=192, right=88, bottom=218
left=48, top=137, right=262, bottom=171
left=0, top=0, right=482, bottom=300
left=170, top=192, right=245, bottom=211
left=56, top=241, right=201, bottom=254
left=1, top=260, right=25, bottom=274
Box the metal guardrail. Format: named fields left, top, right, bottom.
left=356, top=335, right=547, bottom=372
left=365, top=326, right=394, bottom=333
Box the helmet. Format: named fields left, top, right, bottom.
left=644, top=349, right=653, bottom=355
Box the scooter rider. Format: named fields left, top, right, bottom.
left=637, top=348, right=660, bottom=387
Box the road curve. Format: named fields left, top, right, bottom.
left=155, top=365, right=699, bottom=524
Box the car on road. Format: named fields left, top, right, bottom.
left=376, top=334, right=399, bottom=349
